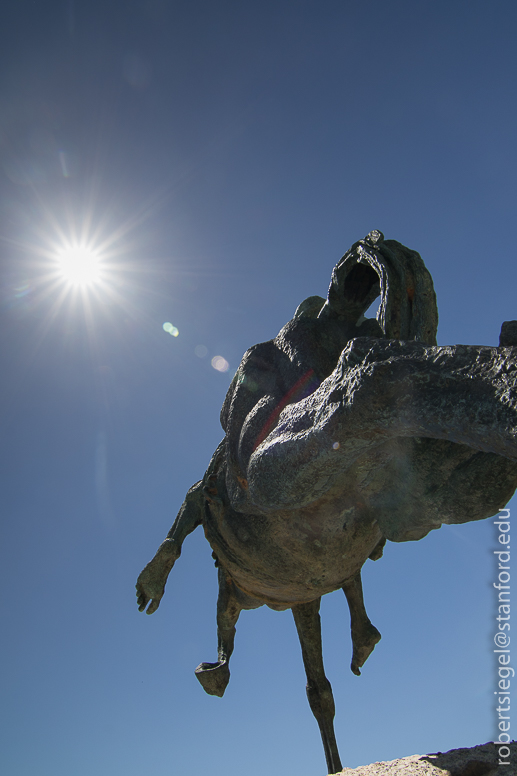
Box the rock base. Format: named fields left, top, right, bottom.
left=332, top=741, right=516, bottom=776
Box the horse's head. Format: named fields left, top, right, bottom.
left=319, top=229, right=439, bottom=346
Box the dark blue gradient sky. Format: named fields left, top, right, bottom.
left=1, top=2, right=516, bottom=774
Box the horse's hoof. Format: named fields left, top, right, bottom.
left=194, top=660, right=230, bottom=697
left=351, top=623, right=381, bottom=676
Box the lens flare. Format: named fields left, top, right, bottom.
left=211, top=355, right=229, bottom=372
left=163, top=322, right=179, bottom=337
left=194, top=344, right=208, bottom=358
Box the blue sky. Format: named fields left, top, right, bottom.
left=1, top=1, right=516, bottom=774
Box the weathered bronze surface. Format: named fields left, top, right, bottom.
left=137, top=231, right=517, bottom=773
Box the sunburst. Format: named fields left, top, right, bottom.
left=56, top=243, right=103, bottom=287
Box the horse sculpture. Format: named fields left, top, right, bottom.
left=136, top=230, right=517, bottom=774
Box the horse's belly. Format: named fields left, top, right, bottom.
left=203, top=493, right=382, bottom=607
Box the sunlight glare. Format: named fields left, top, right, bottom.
left=57, top=245, right=102, bottom=287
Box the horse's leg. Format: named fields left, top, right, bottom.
left=195, top=567, right=243, bottom=697
left=136, top=479, right=204, bottom=614
left=342, top=571, right=381, bottom=676
left=292, top=599, right=342, bottom=774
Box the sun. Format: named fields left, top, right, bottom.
left=56, top=244, right=103, bottom=287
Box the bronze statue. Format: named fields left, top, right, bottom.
left=136, top=231, right=517, bottom=774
